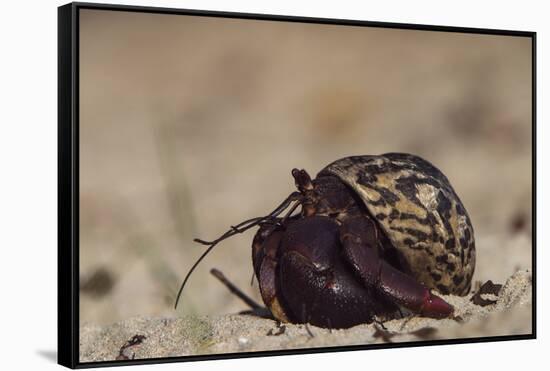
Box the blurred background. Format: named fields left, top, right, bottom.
left=79, top=9, right=532, bottom=326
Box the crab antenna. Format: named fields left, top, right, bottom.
left=194, top=216, right=266, bottom=246
left=174, top=191, right=302, bottom=310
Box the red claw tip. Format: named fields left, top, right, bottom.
left=421, top=292, right=454, bottom=318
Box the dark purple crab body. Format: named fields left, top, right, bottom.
left=251, top=153, right=475, bottom=328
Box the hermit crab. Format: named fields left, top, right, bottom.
left=175, top=153, right=475, bottom=329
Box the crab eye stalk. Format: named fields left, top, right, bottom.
left=292, top=168, right=314, bottom=192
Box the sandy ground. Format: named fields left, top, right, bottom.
left=80, top=269, right=531, bottom=362
left=79, top=227, right=532, bottom=360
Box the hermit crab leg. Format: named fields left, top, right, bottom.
left=340, top=215, right=454, bottom=318
left=174, top=191, right=302, bottom=309
left=210, top=268, right=263, bottom=310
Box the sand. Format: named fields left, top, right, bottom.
left=79, top=269, right=532, bottom=362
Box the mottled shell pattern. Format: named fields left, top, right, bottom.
left=319, top=153, right=475, bottom=296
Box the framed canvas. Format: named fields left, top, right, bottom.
left=58, top=2, right=536, bottom=368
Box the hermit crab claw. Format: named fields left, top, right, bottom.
left=340, top=214, right=455, bottom=320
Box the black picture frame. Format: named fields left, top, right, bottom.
left=58, top=2, right=537, bottom=369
